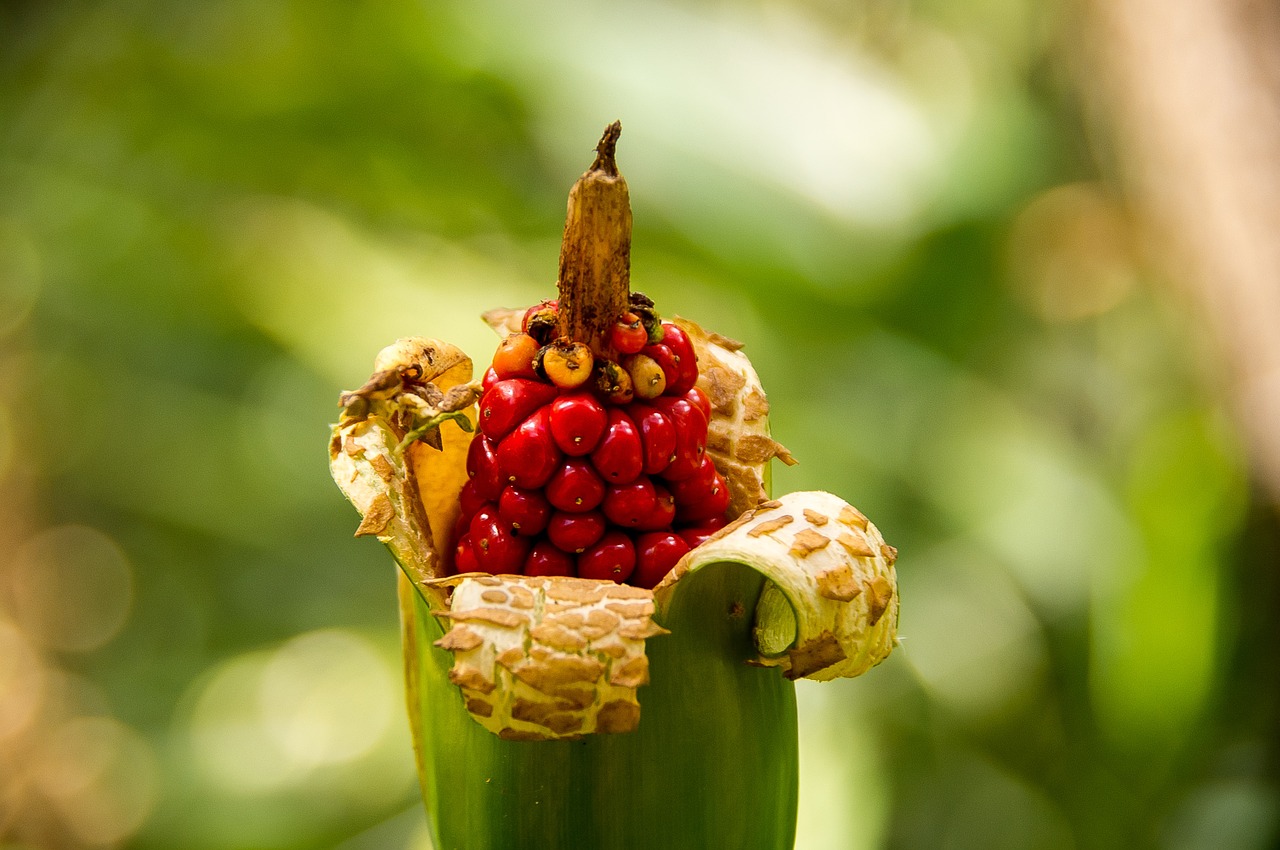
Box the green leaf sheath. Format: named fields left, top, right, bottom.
left=400, top=563, right=799, bottom=850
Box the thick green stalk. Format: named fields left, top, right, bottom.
left=400, top=562, right=798, bottom=850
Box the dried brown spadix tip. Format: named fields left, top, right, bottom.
left=558, top=121, right=632, bottom=356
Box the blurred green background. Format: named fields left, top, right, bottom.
left=2, top=1, right=1277, bottom=848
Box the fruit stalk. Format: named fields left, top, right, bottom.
left=557, top=121, right=631, bottom=357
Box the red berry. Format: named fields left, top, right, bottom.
left=678, top=516, right=728, bottom=550
left=678, top=471, right=731, bottom=523
left=482, top=366, right=501, bottom=392
left=633, top=532, right=690, bottom=588
left=524, top=541, right=575, bottom=577
left=496, top=407, right=562, bottom=489
left=685, top=387, right=712, bottom=421
left=577, top=531, right=636, bottom=582
left=603, top=478, right=658, bottom=528
left=635, top=483, right=677, bottom=531
left=547, top=510, right=606, bottom=553
left=630, top=403, right=678, bottom=476
left=668, top=455, right=718, bottom=507
left=641, top=343, right=679, bottom=389
left=458, top=479, right=487, bottom=520
left=454, top=534, right=480, bottom=574
left=470, top=512, right=530, bottom=574
left=491, top=333, right=540, bottom=380
left=591, top=408, right=644, bottom=484
left=660, top=323, right=699, bottom=395
left=609, top=312, right=648, bottom=355
left=466, top=435, right=504, bottom=500
left=545, top=458, right=606, bottom=513
left=498, top=485, right=551, bottom=536
left=549, top=394, right=608, bottom=456
left=654, top=397, right=707, bottom=481
left=479, top=379, right=557, bottom=441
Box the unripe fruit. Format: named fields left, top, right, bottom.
left=540, top=339, right=594, bottom=389
left=625, top=354, right=666, bottom=400
left=591, top=408, right=644, bottom=484
left=609, top=312, right=648, bottom=355
left=603, top=478, right=658, bottom=528
left=498, top=485, right=551, bottom=536
left=547, top=509, right=606, bottom=554
left=640, top=343, right=679, bottom=389
left=545, top=458, right=606, bottom=513
left=630, top=403, right=678, bottom=476
left=497, top=407, right=562, bottom=489
left=524, top=541, right=575, bottom=577
left=633, top=531, right=690, bottom=589
left=479, top=379, right=558, bottom=441
left=466, top=435, right=504, bottom=500
left=549, top=394, right=608, bottom=456
left=577, top=530, right=636, bottom=582
left=491, top=333, right=540, bottom=380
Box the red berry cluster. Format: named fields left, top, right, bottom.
left=453, top=301, right=729, bottom=588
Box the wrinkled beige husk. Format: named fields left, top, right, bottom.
left=333, top=323, right=899, bottom=740
left=433, top=574, right=667, bottom=740
left=657, top=490, right=899, bottom=681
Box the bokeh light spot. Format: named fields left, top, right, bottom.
left=10, top=526, right=134, bottom=653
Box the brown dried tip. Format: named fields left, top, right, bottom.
left=591, top=121, right=622, bottom=177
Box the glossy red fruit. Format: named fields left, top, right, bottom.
left=497, top=407, right=562, bottom=489
left=685, top=386, right=712, bottom=421
left=458, top=479, right=487, bottom=520
left=479, top=379, right=558, bottom=441
left=633, top=532, right=690, bottom=589
left=641, top=343, right=679, bottom=389
left=609, top=312, right=648, bottom=355
left=577, top=531, right=636, bottom=582
left=545, top=458, right=606, bottom=513
left=668, top=455, right=719, bottom=507
left=678, top=516, right=728, bottom=550
left=491, top=333, right=540, bottom=380
left=654, top=397, right=707, bottom=481
left=603, top=478, right=658, bottom=528
left=547, top=510, right=606, bottom=554
left=630, top=403, right=677, bottom=476
left=549, top=394, right=608, bottom=456
left=498, top=485, right=551, bottom=537
left=524, top=541, right=575, bottom=577
left=590, top=408, right=644, bottom=484
left=482, top=366, right=501, bottom=392
left=466, top=435, right=504, bottom=500
left=454, top=534, right=480, bottom=574
left=470, top=512, right=531, bottom=574
left=660, top=323, right=699, bottom=395
left=678, top=472, right=731, bottom=523
left=635, top=483, right=677, bottom=531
